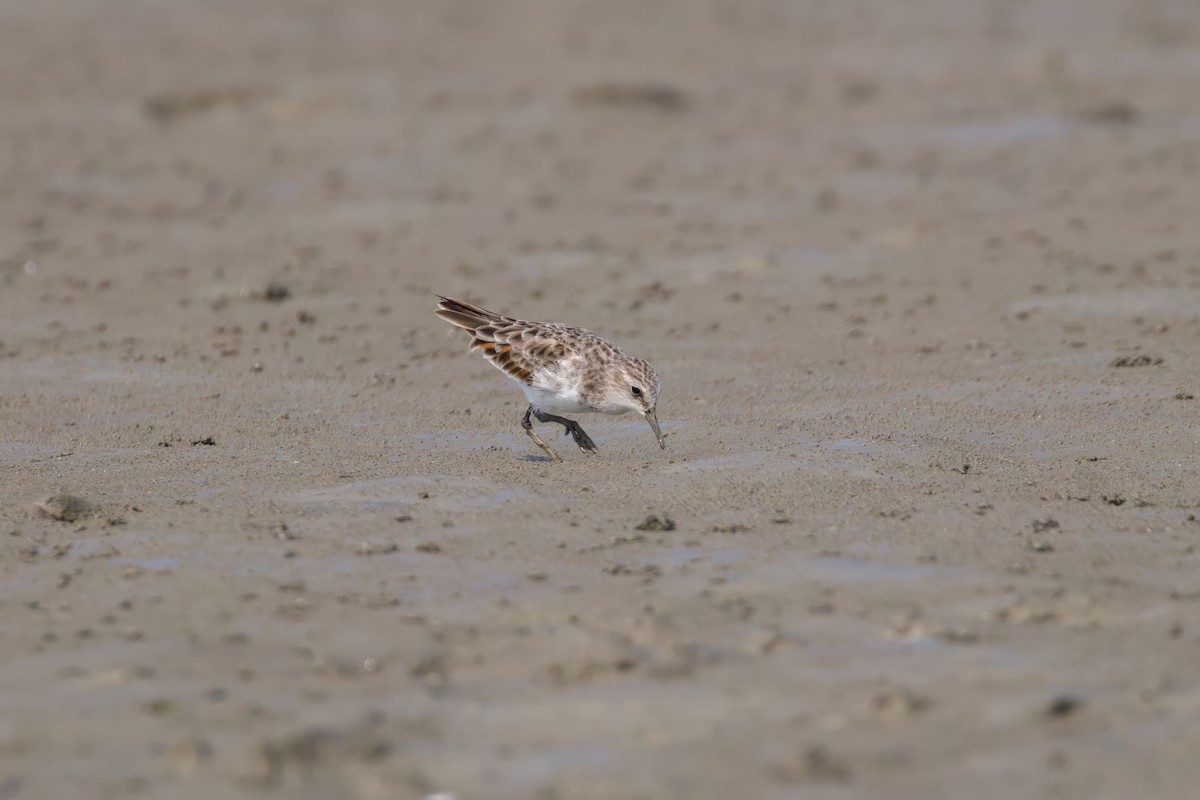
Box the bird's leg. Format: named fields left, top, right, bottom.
left=522, top=404, right=562, bottom=462
left=535, top=409, right=598, bottom=454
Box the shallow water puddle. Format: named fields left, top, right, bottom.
left=649, top=547, right=746, bottom=568
left=748, top=553, right=955, bottom=585
left=0, top=441, right=61, bottom=465
left=667, top=435, right=919, bottom=478
left=110, top=554, right=183, bottom=571
left=824, top=437, right=884, bottom=454
left=917, top=379, right=1127, bottom=410
left=1011, top=287, right=1200, bottom=318
left=283, top=475, right=528, bottom=513
left=937, top=115, right=1075, bottom=147
left=666, top=451, right=777, bottom=472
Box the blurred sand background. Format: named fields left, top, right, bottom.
left=4, top=1, right=1200, bottom=797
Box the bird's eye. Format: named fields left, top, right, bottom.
left=631, top=386, right=642, bottom=396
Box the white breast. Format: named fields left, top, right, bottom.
left=521, top=382, right=594, bottom=414
left=514, top=354, right=597, bottom=414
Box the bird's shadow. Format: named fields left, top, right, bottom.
left=517, top=454, right=557, bottom=463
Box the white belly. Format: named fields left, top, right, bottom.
left=521, top=382, right=595, bottom=415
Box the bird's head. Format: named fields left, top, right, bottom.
left=606, top=357, right=665, bottom=449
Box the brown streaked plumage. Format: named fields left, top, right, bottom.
left=435, top=296, right=665, bottom=462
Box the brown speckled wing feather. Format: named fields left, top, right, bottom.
left=436, top=297, right=574, bottom=385
left=472, top=324, right=567, bottom=384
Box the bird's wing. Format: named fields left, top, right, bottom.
left=472, top=323, right=568, bottom=384
left=435, top=296, right=512, bottom=332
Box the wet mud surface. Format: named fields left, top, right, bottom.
left=4, top=1, right=1200, bottom=797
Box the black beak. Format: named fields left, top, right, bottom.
left=645, top=409, right=665, bottom=449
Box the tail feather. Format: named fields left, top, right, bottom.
left=435, top=296, right=507, bottom=332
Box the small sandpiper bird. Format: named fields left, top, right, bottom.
left=435, top=296, right=665, bottom=462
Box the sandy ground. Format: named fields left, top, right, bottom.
left=4, top=0, right=1200, bottom=797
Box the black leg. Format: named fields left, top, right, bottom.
left=522, top=404, right=562, bottom=462
left=535, top=410, right=598, bottom=454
